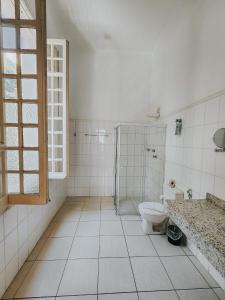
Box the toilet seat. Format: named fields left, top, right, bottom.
left=138, top=202, right=167, bottom=234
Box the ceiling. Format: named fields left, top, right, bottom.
left=49, top=0, right=189, bottom=53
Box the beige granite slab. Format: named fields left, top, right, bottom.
left=166, top=194, right=225, bottom=277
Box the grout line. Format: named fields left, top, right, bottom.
left=97, top=198, right=102, bottom=300
left=4, top=198, right=224, bottom=300
left=147, top=234, right=181, bottom=300
left=120, top=215, right=140, bottom=300
left=55, top=202, right=83, bottom=297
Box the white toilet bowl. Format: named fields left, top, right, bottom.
left=139, top=202, right=167, bottom=234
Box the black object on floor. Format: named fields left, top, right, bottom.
left=167, top=224, right=183, bottom=245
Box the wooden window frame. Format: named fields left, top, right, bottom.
left=0, top=0, right=48, bottom=205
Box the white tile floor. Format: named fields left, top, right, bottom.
left=2, top=197, right=225, bottom=300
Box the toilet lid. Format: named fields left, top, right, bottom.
left=139, top=202, right=165, bottom=215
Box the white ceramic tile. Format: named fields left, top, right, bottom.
left=80, top=211, right=100, bottom=221
left=100, top=236, right=128, bottom=257
left=5, top=254, right=18, bottom=289
left=4, top=206, right=17, bottom=237
left=139, top=291, right=179, bottom=300
left=161, top=256, right=209, bottom=289
left=57, top=296, right=97, bottom=300
left=0, top=240, right=5, bottom=273
left=100, top=221, right=123, bottom=235
left=126, top=236, right=157, bottom=257
left=0, top=215, right=4, bottom=242
left=101, top=210, right=120, bottom=221
left=49, top=222, right=78, bottom=237
left=177, top=289, right=218, bottom=300
left=58, top=259, right=98, bottom=295
left=122, top=221, right=144, bottom=235
left=98, top=258, right=136, bottom=293
left=150, top=235, right=185, bottom=256
left=214, top=177, right=225, bottom=200
left=5, top=228, right=18, bottom=265
left=76, top=221, right=100, bottom=236
left=213, top=288, right=225, bottom=300
left=27, top=238, right=46, bottom=261
left=0, top=270, right=5, bottom=298
left=69, top=236, right=99, bottom=259
left=101, top=201, right=114, bottom=210
left=131, top=257, right=173, bottom=291
left=37, top=237, right=73, bottom=260
left=205, top=98, right=220, bottom=124
left=189, top=256, right=219, bottom=287
left=16, top=260, right=65, bottom=298
left=2, top=261, right=33, bottom=299
left=99, top=293, right=138, bottom=300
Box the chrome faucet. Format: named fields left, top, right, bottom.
left=187, top=189, right=192, bottom=200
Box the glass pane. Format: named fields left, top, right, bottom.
left=54, top=119, right=63, bottom=131
left=47, top=60, right=52, bottom=72
left=23, top=151, right=39, bottom=170
left=21, top=54, right=37, bottom=74
left=3, top=52, right=17, bottom=74
left=20, top=28, right=36, bottom=49
left=21, top=79, right=37, bottom=99
left=22, top=103, right=38, bottom=124
left=54, top=60, right=63, bottom=73
left=54, top=134, right=63, bottom=146
left=55, top=147, right=63, bottom=159
left=47, top=76, right=52, bottom=89
left=3, top=78, right=17, bottom=99
left=0, top=154, right=3, bottom=197
left=1, top=0, right=15, bottom=19
left=2, top=26, right=16, bottom=49
left=47, top=44, right=51, bottom=57
left=53, top=91, right=63, bottom=104
left=20, top=0, right=36, bottom=19
left=24, top=174, right=39, bottom=193
left=54, top=106, right=63, bottom=118
left=53, top=77, right=63, bottom=89
left=23, top=127, right=38, bottom=147
left=6, top=150, right=19, bottom=171
left=5, top=127, right=18, bottom=147
left=48, top=161, right=52, bottom=172
left=4, top=103, right=18, bottom=123
left=55, top=161, right=63, bottom=172
left=7, top=174, right=20, bottom=193
left=53, top=45, right=63, bottom=58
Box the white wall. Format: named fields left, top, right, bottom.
left=151, top=0, right=225, bottom=116
left=70, top=49, right=152, bottom=122
left=150, top=0, right=225, bottom=200
left=68, top=119, right=116, bottom=196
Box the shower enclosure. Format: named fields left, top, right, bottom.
left=114, top=123, right=166, bottom=215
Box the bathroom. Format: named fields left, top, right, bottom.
left=0, top=0, right=225, bottom=299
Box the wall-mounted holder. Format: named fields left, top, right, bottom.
left=213, top=128, right=225, bottom=152
left=175, top=119, right=182, bottom=135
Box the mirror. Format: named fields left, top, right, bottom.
left=213, top=128, right=225, bottom=150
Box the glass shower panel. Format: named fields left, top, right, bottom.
left=114, top=124, right=166, bottom=216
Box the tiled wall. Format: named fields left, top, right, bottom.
left=68, top=119, right=116, bottom=196
left=118, top=125, right=145, bottom=200
left=163, top=92, right=225, bottom=201
left=0, top=179, right=67, bottom=297
left=144, top=126, right=166, bottom=202
left=117, top=125, right=166, bottom=202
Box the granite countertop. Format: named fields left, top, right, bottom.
left=166, top=193, right=225, bottom=277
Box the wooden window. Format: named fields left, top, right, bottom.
left=47, top=39, right=68, bottom=179
left=0, top=0, right=48, bottom=205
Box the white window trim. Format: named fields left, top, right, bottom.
left=47, top=39, right=68, bottom=179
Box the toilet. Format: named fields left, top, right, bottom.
left=139, top=201, right=167, bottom=234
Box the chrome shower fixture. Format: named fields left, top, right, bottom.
left=175, top=119, right=182, bottom=135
